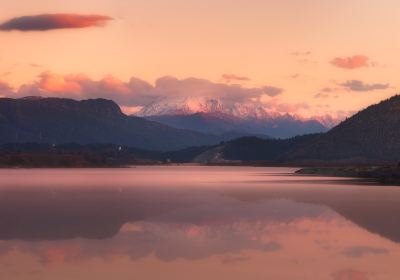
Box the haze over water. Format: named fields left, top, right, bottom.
left=0, top=166, right=399, bottom=280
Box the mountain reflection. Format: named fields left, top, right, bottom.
left=0, top=167, right=399, bottom=280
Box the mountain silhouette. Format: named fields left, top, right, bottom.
left=0, top=97, right=223, bottom=151
left=286, top=95, right=400, bottom=161
left=213, top=95, right=400, bottom=163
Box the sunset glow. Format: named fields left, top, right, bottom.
left=0, top=0, right=398, bottom=119
left=2, top=2, right=400, bottom=279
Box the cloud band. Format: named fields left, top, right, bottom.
left=0, top=14, right=112, bottom=31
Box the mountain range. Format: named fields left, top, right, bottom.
left=0, top=97, right=224, bottom=151
left=201, top=95, right=400, bottom=163
left=137, top=96, right=329, bottom=138
left=1, top=94, right=400, bottom=164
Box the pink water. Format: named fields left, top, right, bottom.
left=0, top=166, right=399, bottom=280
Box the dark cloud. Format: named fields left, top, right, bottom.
left=314, top=87, right=338, bottom=98
left=0, top=14, right=112, bottom=31
left=262, top=86, right=284, bottom=97
left=339, top=80, right=390, bottom=92
left=331, top=55, right=369, bottom=69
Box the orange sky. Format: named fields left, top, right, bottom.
left=0, top=0, right=399, bottom=118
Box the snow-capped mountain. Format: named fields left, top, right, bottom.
left=138, top=96, right=280, bottom=119
left=138, top=96, right=224, bottom=116
left=137, top=96, right=331, bottom=138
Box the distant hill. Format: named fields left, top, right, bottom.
left=0, top=97, right=224, bottom=151
left=222, top=134, right=322, bottom=162
left=147, top=112, right=271, bottom=138
left=146, top=112, right=326, bottom=139
left=0, top=143, right=214, bottom=167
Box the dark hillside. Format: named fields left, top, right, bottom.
left=285, top=95, right=400, bottom=161
left=0, top=97, right=221, bottom=151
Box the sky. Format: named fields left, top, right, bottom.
left=0, top=0, right=399, bottom=119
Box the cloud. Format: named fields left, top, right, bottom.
left=17, top=72, right=139, bottom=105
left=342, top=246, right=389, bottom=258
left=313, top=86, right=340, bottom=98
left=221, top=74, right=251, bottom=83
left=330, top=55, right=369, bottom=69
left=0, top=14, right=112, bottom=31
left=313, top=87, right=339, bottom=99
left=0, top=72, right=355, bottom=119
left=339, top=80, right=390, bottom=92
left=0, top=192, right=321, bottom=263
left=146, top=76, right=278, bottom=105
left=10, top=72, right=284, bottom=110
left=262, top=86, right=284, bottom=97
left=8, top=73, right=351, bottom=118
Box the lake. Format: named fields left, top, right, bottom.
left=0, top=166, right=399, bottom=280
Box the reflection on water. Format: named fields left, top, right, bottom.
left=0, top=166, right=399, bottom=280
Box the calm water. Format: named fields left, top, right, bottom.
left=0, top=166, right=400, bottom=280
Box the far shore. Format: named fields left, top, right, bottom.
left=1, top=156, right=399, bottom=185
left=296, top=166, right=400, bottom=185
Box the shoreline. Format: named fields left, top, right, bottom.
left=296, top=166, right=400, bottom=185
left=2, top=162, right=400, bottom=185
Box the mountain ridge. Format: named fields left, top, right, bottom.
left=0, top=97, right=227, bottom=151
left=147, top=112, right=326, bottom=138
left=207, top=94, right=400, bottom=163
left=284, top=94, right=400, bottom=161
left=140, top=96, right=328, bottom=138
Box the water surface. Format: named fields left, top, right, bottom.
left=0, top=166, right=399, bottom=280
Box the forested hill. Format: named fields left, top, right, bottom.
left=214, top=95, right=400, bottom=163
left=285, top=95, right=400, bottom=161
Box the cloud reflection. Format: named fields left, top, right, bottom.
left=0, top=167, right=399, bottom=279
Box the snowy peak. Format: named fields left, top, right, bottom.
left=138, top=96, right=282, bottom=120
left=138, top=96, right=226, bottom=116
left=137, top=96, right=331, bottom=138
